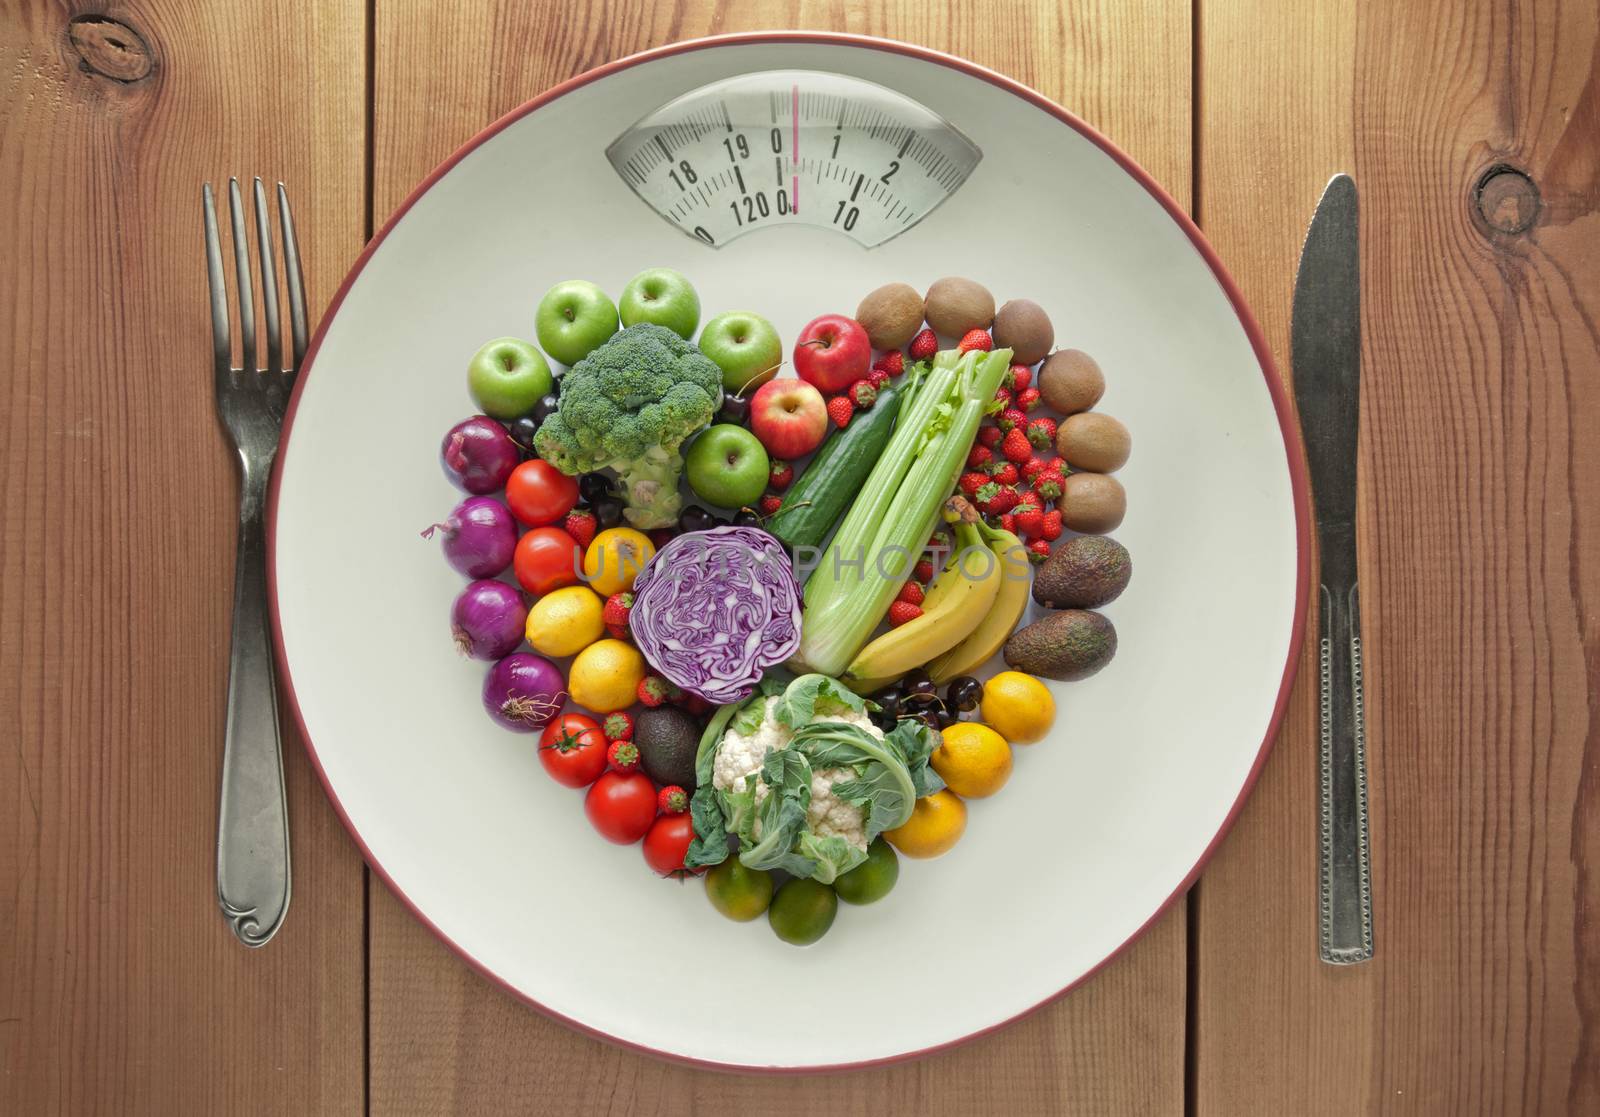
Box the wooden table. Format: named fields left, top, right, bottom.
left=3, top=2, right=1595, bottom=1113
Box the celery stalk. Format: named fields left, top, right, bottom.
left=796, top=348, right=1013, bottom=676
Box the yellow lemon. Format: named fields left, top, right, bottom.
left=524, top=585, right=604, bottom=657
left=979, top=671, right=1056, bottom=745
left=583, top=528, right=656, bottom=596
left=567, top=638, right=646, bottom=713
left=930, top=722, right=1013, bottom=798
left=884, top=790, right=967, bottom=858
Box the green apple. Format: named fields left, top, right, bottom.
left=685, top=423, right=770, bottom=510
left=467, top=337, right=553, bottom=420
left=536, top=280, right=619, bottom=366
left=619, top=268, right=700, bottom=339
left=698, top=311, right=783, bottom=395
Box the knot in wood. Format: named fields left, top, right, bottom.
left=1473, top=165, right=1539, bottom=236
left=68, top=15, right=155, bottom=83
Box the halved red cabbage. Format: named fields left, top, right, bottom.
left=629, top=525, right=802, bottom=704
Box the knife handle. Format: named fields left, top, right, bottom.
left=1318, top=582, right=1374, bottom=964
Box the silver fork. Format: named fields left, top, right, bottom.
left=204, top=177, right=306, bottom=947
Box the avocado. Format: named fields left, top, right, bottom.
left=635, top=706, right=701, bottom=789
left=1003, top=610, right=1117, bottom=681
left=1033, top=536, right=1131, bottom=609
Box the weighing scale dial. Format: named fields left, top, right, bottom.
left=606, top=70, right=982, bottom=248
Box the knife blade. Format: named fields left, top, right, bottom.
left=1292, top=173, right=1373, bottom=965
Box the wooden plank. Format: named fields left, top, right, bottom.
left=367, top=3, right=1191, bottom=1113
left=1194, top=0, right=1600, bottom=1112
left=0, top=3, right=368, bottom=1113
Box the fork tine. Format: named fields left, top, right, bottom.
left=227, top=178, right=257, bottom=373
left=277, top=183, right=308, bottom=373
left=253, top=178, right=282, bottom=376
left=202, top=184, right=232, bottom=377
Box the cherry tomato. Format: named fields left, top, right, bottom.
left=505, top=460, right=579, bottom=527
left=513, top=526, right=581, bottom=595
left=538, top=713, right=606, bottom=788
left=584, top=771, right=658, bottom=844
left=642, top=813, right=700, bottom=876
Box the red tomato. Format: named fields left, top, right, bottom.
left=584, top=771, right=657, bottom=844
left=642, top=813, right=699, bottom=876
left=505, top=460, right=579, bottom=527
left=513, top=526, right=581, bottom=595
left=538, top=713, right=606, bottom=788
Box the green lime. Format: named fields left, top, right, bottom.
left=767, top=878, right=838, bottom=946
left=704, top=858, right=774, bottom=922
left=833, top=838, right=899, bottom=905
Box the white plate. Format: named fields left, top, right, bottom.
left=270, top=33, right=1309, bottom=1071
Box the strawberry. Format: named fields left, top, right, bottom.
left=1027, top=538, right=1052, bottom=563
left=657, top=785, right=689, bottom=815
left=603, top=711, right=634, bottom=742
left=637, top=675, right=672, bottom=707
left=1006, top=364, right=1033, bottom=392
left=909, top=328, right=938, bottom=361
left=649, top=527, right=677, bottom=550
left=887, top=600, right=923, bottom=627
left=913, top=558, right=935, bottom=583
left=563, top=508, right=597, bottom=549
left=875, top=350, right=905, bottom=376
left=1001, top=427, right=1034, bottom=464
left=1040, top=509, right=1064, bottom=541
left=1016, top=387, right=1043, bottom=412
left=976, top=482, right=1018, bottom=517
left=758, top=492, right=784, bottom=516
left=868, top=368, right=890, bottom=389
left=958, top=328, right=993, bottom=353
left=1034, top=468, right=1066, bottom=502
left=1021, top=457, right=1046, bottom=483
left=990, top=462, right=1019, bottom=486
left=1026, top=416, right=1058, bottom=449
left=1041, top=454, right=1067, bottom=475
left=768, top=459, right=794, bottom=491
left=997, top=407, right=1028, bottom=433
left=848, top=379, right=877, bottom=409
left=999, top=513, right=1017, bottom=534
left=896, top=581, right=925, bottom=606
left=606, top=740, right=640, bottom=772
left=602, top=592, right=633, bottom=639
left=967, top=444, right=994, bottom=471
left=1014, top=503, right=1044, bottom=539
left=826, top=395, right=854, bottom=428
left=993, top=385, right=1014, bottom=410
left=977, top=425, right=1003, bottom=449
left=959, top=471, right=989, bottom=497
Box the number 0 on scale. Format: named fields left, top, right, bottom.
left=606, top=70, right=982, bottom=248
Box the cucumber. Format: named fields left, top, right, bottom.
left=768, top=381, right=903, bottom=552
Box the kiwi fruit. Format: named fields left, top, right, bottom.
left=635, top=706, right=701, bottom=789
left=991, top=299, right=1055, bottom=365
left=1056, top=412, right=1131, bottom=473
left=1060, top=472, right=1126, bottom=534
left=1033, top=536, right=1131, bottom=608
left=1003, top=610, right=1117, bottom=681
left=923, top=277, right=995, bottom=336
left=855, top=283, right=925, bottom=349
left=1038, top=349, right=1105, bottom=414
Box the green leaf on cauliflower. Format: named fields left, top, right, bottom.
left=773, top=673, right=874, bottom=729
left=684, top=785, right=731, bottom=869
left=885, top=718, right=946, bottom=798
left=795, top=831, right=868, bottom=885
left=789, top=720, right=921, bottom=842
left=737, top=748, right=817, bottom=878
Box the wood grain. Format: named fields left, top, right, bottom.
left=1194, top=0, right=1600, bottom=1113
left=366, top=3, right=1191, bottom=1113
left=0, top=2, right=368, bottom=1113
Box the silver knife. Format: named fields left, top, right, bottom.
left=1292, top=174, right=1373, bottom=965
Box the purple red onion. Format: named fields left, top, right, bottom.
left=452, top=580, right=528, bottom=660
left=426, top=496, right=518, bottom=578
left=441, top=415, right=521, bottom=494
left=482, top=652, right=567, bottom=732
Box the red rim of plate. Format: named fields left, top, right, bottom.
left=266, top=30, right=1312, bottom=1074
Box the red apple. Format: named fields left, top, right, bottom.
left=749, top=378, right=829, bottom=459
left=793, top=314, right=871, bottom=394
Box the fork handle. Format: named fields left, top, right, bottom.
left=216, top=460, right=291, bottom=946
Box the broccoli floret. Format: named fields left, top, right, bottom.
left=534, top=323, right=723, bottom=528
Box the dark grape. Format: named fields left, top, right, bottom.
left=592, top=495, right=624, bottom=529
left=875, top=688, right=902, bottom=720
left=945, top=676, right=982, bottom=713
left=913, top=711, right=942, bottom=732
left=732, top=508, right=762, bottom=528
left=578, top=472, right=614, bottom=504
left=678, top=504, right=716, bottom=533
left=507, top=415, right=541, bottom=453
left=903, top=671, right=936, bottom=700
left=934, top=707, right=958, bottom=729
left=532, top=393, right=561, bottom=423
left=718, top=395, right=751, bottom=425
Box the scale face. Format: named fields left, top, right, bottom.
left=605, top=69, right=982, bottom=248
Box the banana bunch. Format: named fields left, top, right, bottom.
left=843, top=497, right=1027, bottom=691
